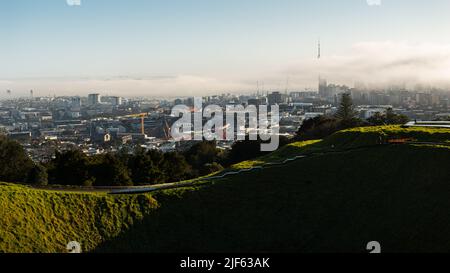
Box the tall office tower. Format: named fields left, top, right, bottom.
left=111, top=96, right=122, bottom=106
left=71, top=97, right=82, bottom=108
left=88, top=93, right=101, bottom=106
left=319, top=78, right=328, bottom=98
left=317, top=39, right=328, bottom=98
left=268, top=92, right=285, bottom=105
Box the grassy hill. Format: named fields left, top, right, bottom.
left=233, top=125, right=450, bottom=169
left=0, top=183, right=158, bottom=253
left=2, top=126, right=450, bottom=253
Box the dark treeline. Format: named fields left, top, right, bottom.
left=295, top=93, right=409, bottom=141
left=45, top=141, right=229, bottom=187
left=0, top=135, right=35, bottom=183
left=0, top=136, right=288, bottom=187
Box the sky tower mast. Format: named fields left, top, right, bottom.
left=318, top=38, right=321, bottom=59
left=318, top=38, right=327, bottom=98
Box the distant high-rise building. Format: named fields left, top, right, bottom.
left=248, top=97, right=267, bottom=106
left=71, top=97, right=82, bottom=108
left=318, top=78, right=328, bottom=98
left=110, top=96, right=122, bottom=106
left=268, top=92, right=288, bottom=105
left=100, top=96, right=123, bottom=106
left=317, top=39, right=331, bottom=101
left=268, top=92, right=282, bottom=105
left=185, top=98, right=195, bottom=107
left=88, top=93, right=101, bottom=106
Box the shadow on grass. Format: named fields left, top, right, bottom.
left=94, top=145, right=450, bottom=253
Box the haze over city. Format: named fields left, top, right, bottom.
left=2, top=0, right=450, bottom=97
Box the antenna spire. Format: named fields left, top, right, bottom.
left=318, top=38, right=321, bottom=59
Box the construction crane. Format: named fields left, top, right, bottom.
left=121, top=113, right=149, bottom=135
left=162, top=118, right=171, bottom=140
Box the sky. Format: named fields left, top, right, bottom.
left=2, top=0, right=450, bottom=97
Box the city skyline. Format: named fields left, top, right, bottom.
left=2, top=0, right=450, bottom=97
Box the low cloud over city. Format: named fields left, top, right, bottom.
left=3, top=41, right=450, bottom=97
left=286, top=41, right=450, bottom=89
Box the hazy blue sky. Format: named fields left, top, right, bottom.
left=2, top=0, right=450, bottom=96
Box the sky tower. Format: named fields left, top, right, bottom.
left=318, top=38, right=321, bottom=59
left=318, top=39, right=328, bottom=98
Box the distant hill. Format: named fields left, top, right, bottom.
left=2, top=126, right=450, bottom=253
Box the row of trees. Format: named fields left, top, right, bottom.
left=44, top=142, right=228, bottom=187
left=0, top=136, right=281, bottom=186
left=0, top=135, right=226, bottom=186
left=0, top=134, right=292, bottom=186
left=296, top=93, right=409, bottom=140
left=44, top=138, right=289, bottom=187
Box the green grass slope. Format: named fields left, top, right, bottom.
left=2, top=126, right=450, bottom=253
left=0, top=183, right=157, bottom=253
left=95, top=127, right=450, bottom=253
left=323, top=125, right=450, bottom=149
left=233, top=125, right=450, bottom=169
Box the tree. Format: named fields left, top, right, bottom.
left=127, top=148, right=164, bottom=185
left=47, top=150, right=91, bottom=186
left=146, top=149, right=168, bottom=183
left=163, top=152, right=192, bottom=182
left=296, top=116, right=341, bottom=140
left=200, top=162, right=224, bottom=176
left=185, top=141, right=221, bottom=170
left=226, top=136, right=290, bottom=166
left=386, top=108, right=409, bottom=124
left=366, top=112, right=386, bottom=126
left=367, top=108, right=409, bottom=126
left=26, top=163, right=48, bottom=186
left=295, top=94, right=365, bottom=140
left=227, top=139, right=265, bottom=165
left=0, top=136, right=34, bottom=183
left=335, top=93, right=361, bottom=127
left=90, top=154, right=133, bottom=186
